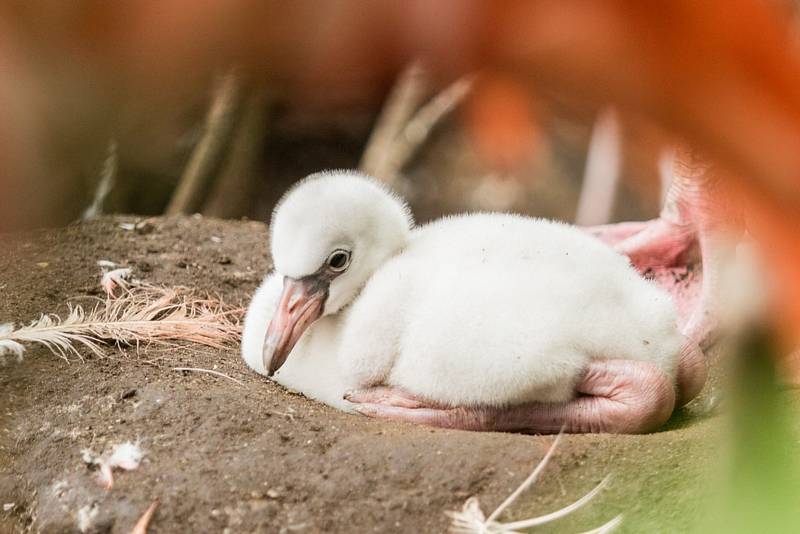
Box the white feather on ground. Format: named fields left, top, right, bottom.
left=0, top=285, right=243, bottom=364
left=100, top=267, right=133, bottom=297
left=82, top=441, right=145, bottom=490
left=77, top=503, right=99, bottom=533
left=445, top=433, right=622, bottom=533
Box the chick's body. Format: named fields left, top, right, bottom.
left=338, top=213, right=682, bottom=406
left=242, top=172, right=683, bottom=413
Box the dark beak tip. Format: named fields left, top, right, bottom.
left=262, top=276, right=327, bottom=381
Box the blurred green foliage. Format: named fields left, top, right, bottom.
left=708, top=329, right=800, bottom=533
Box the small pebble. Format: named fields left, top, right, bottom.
left=3, top=503, right=14, bottom=512
left=135, top=219, right=156, bottom=235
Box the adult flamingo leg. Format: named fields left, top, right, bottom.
left=591, top=147, right=739, bottom=350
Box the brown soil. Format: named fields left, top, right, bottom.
left=1, top=216, right=723, bottom=533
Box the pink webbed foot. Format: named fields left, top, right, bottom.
left=347, top=341, right=706, bottom=434
left=343, top=386, right=428, bottom=409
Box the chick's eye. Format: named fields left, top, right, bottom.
left=327, top=250, right=351, bottom=272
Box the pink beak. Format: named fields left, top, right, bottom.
left=263, top=276, right=327, bottom=376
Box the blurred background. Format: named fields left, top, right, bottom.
left=8, top=0, right=800, bottom=351
left=7, top=0, right=800, bottom=364
left=0, top=1, right=679, bottom=232
left=3, top=2, right=800, bottom=532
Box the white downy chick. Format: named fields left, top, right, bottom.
left=242, top=171, right=682, bottom=409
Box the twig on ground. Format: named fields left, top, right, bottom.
left=172, top=367, right=244, bottom=386
left=270, top=409, right=296, bottom=422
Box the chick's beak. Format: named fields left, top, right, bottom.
left=263, top=276, right=328, bottom=376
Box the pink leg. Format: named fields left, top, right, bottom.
left=348, top=360, right=675, bottom=434
left=676, top=337, right=707, bottom=407
left=681, top=228, right=722, bottom=349
left=347, top=338, right=707, bottom=434
left=588, top=147, right=738, bottom=349
left=348, top=343, right=711, bottom=435
left=343, top=386, right=428, bottom=408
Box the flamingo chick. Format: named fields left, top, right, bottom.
left=242, top=171, right=706, bottom=433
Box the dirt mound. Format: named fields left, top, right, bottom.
left=0, top=216, right=718, bottom=533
